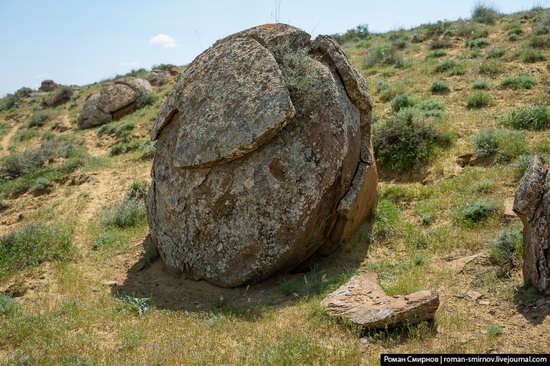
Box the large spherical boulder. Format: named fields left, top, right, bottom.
left=147, top=24, right=377, bottom=287
left=77, top=77, right=153, bottom=129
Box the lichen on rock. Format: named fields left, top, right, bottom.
left=147, top=24, right=378, bottom=287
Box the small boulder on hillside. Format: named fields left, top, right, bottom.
left=513, top=155, right=550, bottom=293
left=42, top=86, right=73, bottom=108
left=77, top=77, right=153, bottom=129
left=39, top=79, right=58, bottom=92
left=145, top=64, right=182, bottom=86
left=321, top=272, right=440, bottom=329
left=147, top=24, right=378, bottom=287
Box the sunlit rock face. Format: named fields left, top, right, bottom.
left=147, top=24, right=377, bottom=287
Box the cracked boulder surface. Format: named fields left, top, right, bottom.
left=147, top=24, right=378, bottom=287
left=513, top=155, right=550, bottom=293
left=321, top=272, right=440, bottom=329
left=77, top=77, right=153, bottom=129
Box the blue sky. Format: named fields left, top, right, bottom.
left=0, top=0, right=547, bottom=96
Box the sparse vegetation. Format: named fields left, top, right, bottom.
left=478, top=59, right=502, bottom=76
left=433, top=59, right=466, bottom=75
left=466, top=91, right=491, bottom=108
left=501, top=106, right=550, bottom=130
left=488, top=228, right=522, bottom=276
left=467, top=38, right=491, bottom=48
left=0, top=294, right=19, bottom=316
left=429, top=80, right=450, bottom=93
left=473, top=129, right=526, bottom=161
left=0, top=223, right=74, bottom=276
left=390, top=93, right=416, bottom=112
left=100, top=198, right=146, bottom=228
left=454, top=199, right=496, bottom=224
left=499, top=74, right=536, bottom=90
left=471, top=3, right=499, bottom=25
left=472, top=79, right=490, bottom=90
left=373, top=108, right=453, bottom=171
left=364, top=44, right=403, bottom=67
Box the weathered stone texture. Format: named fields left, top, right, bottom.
left=513, top=156, right=550, bottom=293
left=147, top=24, right=378, bottom=287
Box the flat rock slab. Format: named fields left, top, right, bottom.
left=321, top=272, right=439, bottom=329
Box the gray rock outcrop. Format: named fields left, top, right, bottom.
left=42, top=86, right=72, bottom=108
left=145, top=64, right=182, bottom=86
left=77, top=77, right=153, bottom=129
left=321, top=272, right=440, bottom=329
left=39, top=80, right=58, bottom=92
left=146, top=24, right=377, bottom=287
left=513, top=156, right=550, bottom=293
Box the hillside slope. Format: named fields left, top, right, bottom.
left=0, top=7, right=549, bottom=365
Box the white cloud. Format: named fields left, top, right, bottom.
left=149, top=33, right=177, bottom=48
left=117, top=61, right=140, bottom=67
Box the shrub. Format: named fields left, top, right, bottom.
left=333, top=24, right=369, bottom=43
left=516, top=47, right=546, bottom=63
left=135, top=91, right=156, bottom=109
left=118, top=296, right=150, bottom=316
left=467, top=91, right=491, bottom=108
left=471, top=2, right=499, bottom=25
left=500, top=106, right=550, bottom=130
left=473, top=130, right=498, bottom=156
left=33, top=177, right=50, bottom=191
left=419, top=99, right=445, bottom=111
left=528, top=34, right=550, bottom=49
left=14, top=87, right=32, bottom=99
left=487, top=324, right=503, bottom=337
left=507, top=33, right=519, bottom=42
left=0, top=94, right=17, bottom=111
left=478, top=59, right=502, bottom=76
left=126, top=180, right=148, bottom=201
left=364, top=45, right=403, bottom=68
left=429, top=80, right=450, bottom=93
left=0, top=224, right=74, bottom=274
left=427, top=50, right=447, bottom=58
left=454, top=199, right=496, bottom=224
left=505, top=23, right=523, bottom=37
left=467, top=38, right=491, bottom=48
left=92, top=232, right=116, bottom=251
left=1, top=149, right=46, bottom=178
left=473, top=129, right=526, bottom=161
left=433, top=59, right=466, bottom=75
left=489, top=228, right=522, bottom=271
left=390, top=94, right=416, bottom=112
left=472, top=79, right=490, bottom=90
left=534, top=12, right=550, bottom=35
left=26, top=111, right=51, bottom=128
left=101, top=198, right=146, bottom=228
left=0, top=294, right=19, bottom=316
left=110, top=140, right=144, bottom=156
left=513, top=155, right=534, bottom=180
left=486, top=47, right=507, bottom=58
left=373, top=109, right=453, bottom=171
left=430, top=38, right=453, bottom=50
left=500, top=74, right=536, bottom=90
left=474, top=178, right=494, bottom=193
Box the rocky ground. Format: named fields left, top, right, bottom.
left=0, top=7, right=549, bottom=366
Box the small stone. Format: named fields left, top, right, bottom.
left=321, top=272, right=439, bottom=330
left=103, top=280, right=118, bottom=286
left=467, top=290, right=483, bottom=300
left=479, top=300, right=490, bottom=305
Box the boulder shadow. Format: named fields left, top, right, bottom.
left=512, top=285, right=550, bottom=325
left=113, top=220, right=374, bottom=319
